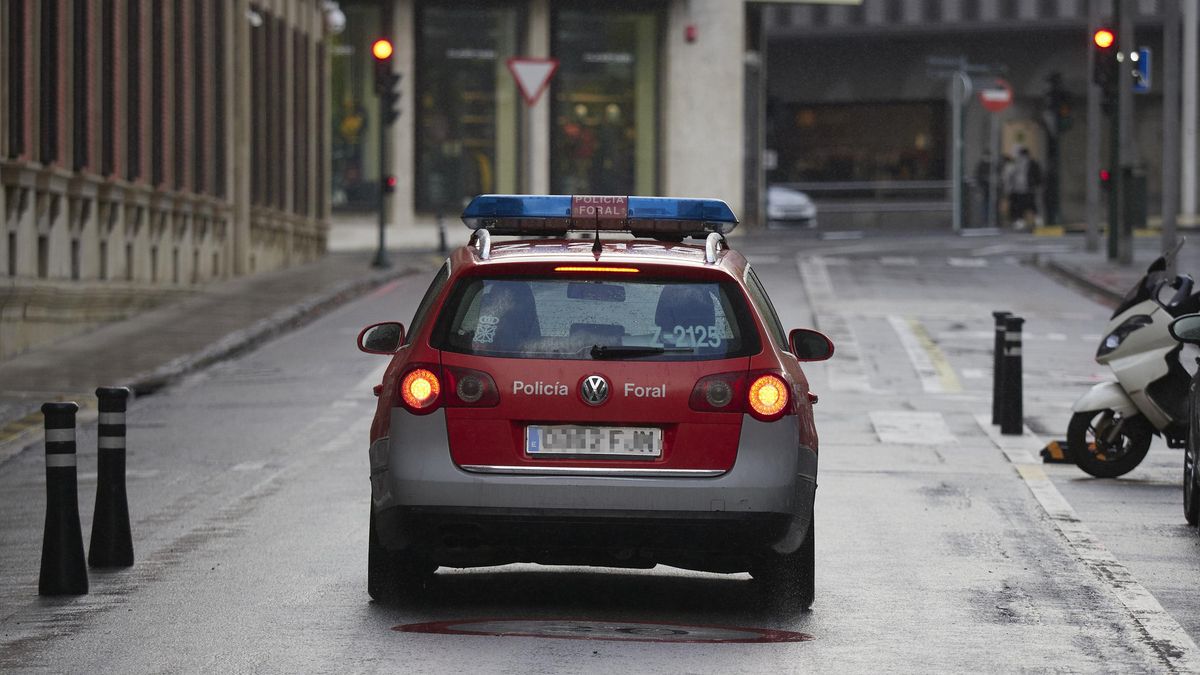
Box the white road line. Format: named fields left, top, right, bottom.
left=879, top=256, right=918, bottom=266
left=798, top=256, right=878, bottom=392
left=870, top=411, right=957, bottom=445
left=947, top=257, right=988, bottom=268
left=974, top=413, right=1200, bottom=671
left=887, top=315, right=962, bottom=393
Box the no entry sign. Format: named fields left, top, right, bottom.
left=978, top=77, right=1013, bottom=113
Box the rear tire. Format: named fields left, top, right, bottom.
left=1067, top=409, right=1153, bottom=479
left=753, top=516, right=815, bottom=611
left=368, top=507, right=435, bottom=602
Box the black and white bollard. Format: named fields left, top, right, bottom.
left=89, top=387, right=134, bottom=568
left=1000, top=316, right=1026, bottom=436
left=39, top=402, right=88, bottom=596
left=991, top=311, right=1012, bottom=425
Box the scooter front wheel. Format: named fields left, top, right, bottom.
left=1067, top=409, right=1153, bottom=478
left=1185, top=437, right=1199, bottom=526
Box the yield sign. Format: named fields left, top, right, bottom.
left=507, top=57, right=559, bottom=106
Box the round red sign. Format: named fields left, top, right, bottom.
left=978, top=78, right=1013, bottom=113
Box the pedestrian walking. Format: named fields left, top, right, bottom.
left=1008, top=146, right=1042, bottom=230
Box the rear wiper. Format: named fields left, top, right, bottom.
left=589, top=345, right=694, bottom=359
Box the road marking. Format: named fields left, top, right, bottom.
left=888, top=315, right=962, bottom=393
left=232, top=462, right=267, bottom=472
left=975, top=413, right=1200, bottom=671
left=879, top=256, right=918, bottom=266
left=798, top=256, right=878, bottom=392
left=870, top=411, right=957, bottom=445
left=961, top=368, right=986, bottom=379
left=947, top=257, right=988, bottom=268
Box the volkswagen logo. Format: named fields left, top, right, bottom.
left=580, top=374, right=610, bottom=406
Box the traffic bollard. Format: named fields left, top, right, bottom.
left=89, top=387, right=134, bottom=568
left=1000, top=316, right=1026, bottom=436
left=991, top=311, right=1012, bottom=425
left=38, top=402, right=88, bottom=596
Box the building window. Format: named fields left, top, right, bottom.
left=37, top=235, right=48, bottom=278
left=962, top=0, right=980, bottom=21
left=72, top=0, right=89, bottom=171
left=39, top=0, right=59, bottom=164
left=126, top=0, right=141, bottom=181
left=7, top=0, right=26, bottom=158
left=151, top=1, right=164, bottom=184
left=213, top=0, right=227, bottom=198
left=99, top=239, right=107, bottom=280
left=101, top=0, right=115, bottom=175
left=193, top=0, right=206, bottom=195
left=412, top=3, right=521, bottom=213
left=551, top=6, right=659, bottom=196
left=924, top=0, right=943, bottom=22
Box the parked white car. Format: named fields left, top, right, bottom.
left=767, top=186, right=818, bottom=228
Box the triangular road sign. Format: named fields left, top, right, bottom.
left=507, top=57, right=559, bottom=106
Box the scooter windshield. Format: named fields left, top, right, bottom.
left=1111, top=255, right=1169, bottom=319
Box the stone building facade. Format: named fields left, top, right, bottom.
left=1, top=0, right=331, bottom=359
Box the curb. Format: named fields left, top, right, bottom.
left=1030, top=254, right=1124, bottom=308
left=0, top=264, right=418, bottom=466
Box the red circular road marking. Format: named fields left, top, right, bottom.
left=395, top=619, right=813, bottom=644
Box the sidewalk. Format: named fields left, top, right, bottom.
left=1032, top=231, right=1200, bottom=305
left=0, top=249, right=438, bottom=462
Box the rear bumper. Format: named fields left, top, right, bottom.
left=369, top=409, right=817, bottom=563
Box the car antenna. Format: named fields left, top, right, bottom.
left=592, top=224, right=602, bottom=257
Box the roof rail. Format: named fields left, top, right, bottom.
left=471, top=228, right=492, bottom=260
left=704, top=232, right=725, bottom=264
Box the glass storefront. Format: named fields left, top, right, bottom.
left=329, top=3, right=383, bottom=211
left=551, top=7, right=658, bottom=196
left=769, top=101, right=947, bottom=183
left=415, top=2, right=521, bottom=213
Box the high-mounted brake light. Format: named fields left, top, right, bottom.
left=460, top=194, right=738, bottom=238
left=554, top=266, right=639, bottom=274
left=400, top=368, right=441, bottom=413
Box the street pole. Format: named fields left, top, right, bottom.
left=373, top=99, right=391, bottom=269
left=950, top=69, right=971, bottom=232
left=1184, top=0, right=1198, bottom=221
left=1085, top=0, right=1101, bottom=252
left=1164, top=0, right=1181, bottom=262
left=1117, top=0, right=1135, bottom=266
left=988, top=113, right=1000, bottom=229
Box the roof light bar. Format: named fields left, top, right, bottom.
left=461, top=194, right=738, bottom=238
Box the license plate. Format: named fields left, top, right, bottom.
left=525, top=425, right=662, bottom=458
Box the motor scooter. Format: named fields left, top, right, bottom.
left=1068, top=240, right=1200, bottom=477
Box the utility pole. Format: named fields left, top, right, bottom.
left=1117, top=0, right=1135, bottom=265
left=1085, top=0, right=1101, bottom=252
left=1164, top=0, right=1181, bottom=259
left=1184, top=0, right=1198, bottom=221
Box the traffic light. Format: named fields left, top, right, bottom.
left=372, top=38, right=401, bottom=126
left=382, top=175, right=397, bottom=193
left=1100, top=168, right=1111, bottom=190
left=1092, top=27, right=1118, bottom=98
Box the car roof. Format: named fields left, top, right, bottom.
left=449, top=237, right=749, bottom=277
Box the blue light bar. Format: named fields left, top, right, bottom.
left=461, top=194, right=738, bottom=237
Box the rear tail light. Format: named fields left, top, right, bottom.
left=396, top=364, right=500, bottom=413
left=689, top=372, right=745, bottom=412
left=748, top=373, right=789, bottom=420
left=400, top=367, right=441, bottom=413
left=690, top=370, right=792, bottom=420
left=444, top=366, right=500, bottom=407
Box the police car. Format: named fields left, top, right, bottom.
left=357, top=194, right=833, bottom=609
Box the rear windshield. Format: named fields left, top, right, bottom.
left=432, top=277, right=761, bottom=361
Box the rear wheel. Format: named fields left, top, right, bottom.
left=1067, top=409, right=1153, bottom=479
left=367, top=507, right=435, bottom=602
left=753, top=516, right=815, bottom=611
left=1185, top=439, right=1200, bottom=526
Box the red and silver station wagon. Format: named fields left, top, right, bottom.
left=357, top=194, right=833, bottom=609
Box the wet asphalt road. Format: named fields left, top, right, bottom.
left=2, top=231, right=1200, bottom=672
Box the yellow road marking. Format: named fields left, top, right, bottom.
left=907, top=317, right=962, bottom=393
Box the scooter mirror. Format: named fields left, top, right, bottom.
left=1169, top=314, right=1200, bottom=344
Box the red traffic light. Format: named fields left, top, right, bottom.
left=1100, top=169, right=1111, bottom=182
left=1093, top=28, right=1115, bottom=50
left=372, top=39, right=394, bottom=61
left=383, top=175, right=397, bottom=193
